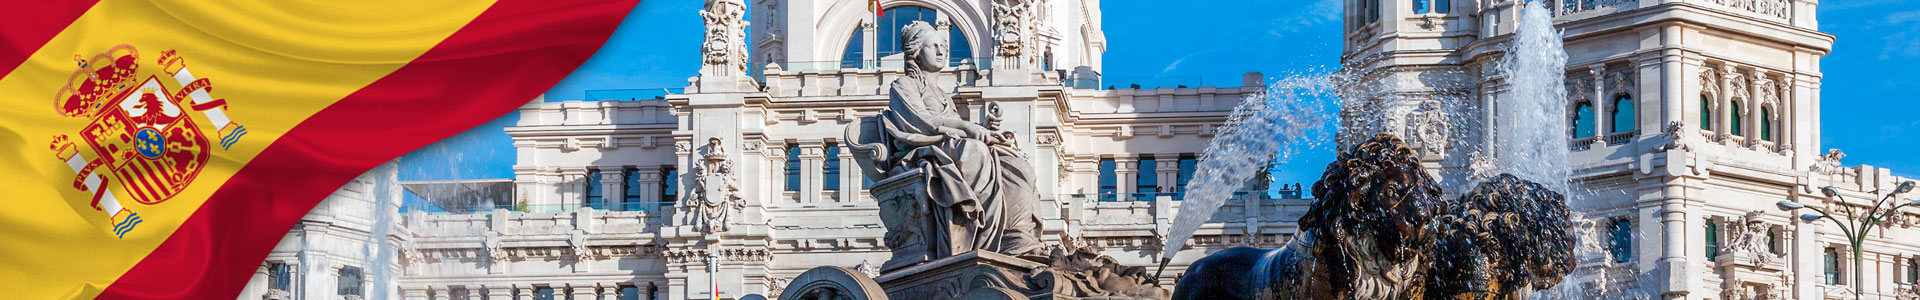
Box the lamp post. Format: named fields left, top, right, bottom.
left=1776, top=180, right=1917, bottom=300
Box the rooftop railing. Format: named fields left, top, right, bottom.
left=581, top=88, right=686, bottom=102
left=1061, top=75, right=1206, bottom=90
left=402, top=202, right=676, bottom=214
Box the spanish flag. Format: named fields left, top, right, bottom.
left=0, top=0, right=638, bottom=298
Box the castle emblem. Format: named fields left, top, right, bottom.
left=48, top=44, right=246, bottom=238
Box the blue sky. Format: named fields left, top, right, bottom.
left=399, top=0, right=1920, bottom=191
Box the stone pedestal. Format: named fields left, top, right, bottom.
left=875, top=250, right=1060, bottom=300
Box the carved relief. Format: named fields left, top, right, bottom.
left=1721, top=211, right=1780, bottom=265
left=1657, top=121, right=1690, bottom=151
left=1402, top=100, right=1448, bottom=155
left=1701, top=68, right=1720, bottom=98
left=687, top=137, right=744, bottom=234
left=700, top=0, right=750, bottom=73
left=993, top=0, right=1032, bottom=60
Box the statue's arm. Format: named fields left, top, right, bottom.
left=890, top=86, right=989, bottom=139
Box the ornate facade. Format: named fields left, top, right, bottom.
left=1343, top=0, right=1920, bottom=299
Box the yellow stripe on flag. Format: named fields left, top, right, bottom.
left=0, top=1, right=496, bottom=298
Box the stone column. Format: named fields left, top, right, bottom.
left=401, top=285, right=429, bottom=300
left=1156, top=153, right=1179, bottom=198
left=603, top=170, right=626, bottom=209
left=839, top=145, right=860, bottom=202
left=634, top=168, right=663, bottom=206
left=1661, top=27, right=1686, bottom=131
left=1115, top=157, right=1137, bottom=201
left=430, top=286, right=451, bottom=300
left=465, top=285, right=484, bottom=300
left=487, top=285, right=513, bottom=300
left=1588, top=65, right=1608, bottom=136
left=570, top=283, right=597, bottom=300
left=799, top=141, right=825, bottom=203
left=1718, top=65, right=1736, bottom=140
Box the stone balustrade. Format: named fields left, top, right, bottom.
left=1065, top=85, right=1264, bottom=114
left=518, top=99, right=676, bottom=127
left=407, top=208, right=667, bottom=239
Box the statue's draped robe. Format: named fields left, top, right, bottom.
left=879, top=74, right=1042, bottom=257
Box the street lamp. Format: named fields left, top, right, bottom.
left=1775, top=180, right=1918, bottom=300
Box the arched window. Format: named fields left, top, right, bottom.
left=1699, top=95, right=1713, bottom=130
left=840, top=29, right=864, bottom=69
left=1730, top=101, right=1745, bottom=136
left=841, top=6, right=976, bottom=68
left=1761, top=107, right=1774, bottom=142
left=1573, top=101, right=1596, bottom=138
left=1611, top=95, right=1635, bottom=133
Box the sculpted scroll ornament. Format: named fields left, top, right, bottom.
left=688, top=137, right=744, bottom=234
left=1721, top=211, right=1779, bottom=264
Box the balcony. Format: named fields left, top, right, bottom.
left=1570, top=136, right=1599, bottom=151
left=1605, top=130, right=1637, bottom=146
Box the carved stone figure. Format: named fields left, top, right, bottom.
left=1722, top=211, right=1778, bottom=264
left=1172, top=134, right=1577, bottom=300
left=1812, top=148, right=1846, bottom=175
left=845, top=20, right=1044, bottom=260
left=701, top=0, right=750, bottom=73
left=1658, top=121, right=1691, bottom=151
left=993, top=0, right=1030, bottom=60
left=688, top=137, right=744, bottom=234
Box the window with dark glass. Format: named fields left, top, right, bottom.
left=1767, top=228, right=1780, bottom=254
left=1574, top=102, right=1596, bottom=138
left=1908, top=257, right=1918, bottom=284
left=1098, top=158, right=1117, bottom=201
left=1731, top=102, right=1745, bottom=136
left=1175, top=156, right=1197, bottom=200
left=586, top=169, right=603, bottom=207
left=1136, top=156, right=1158, bottom=200
left=624, top=168, right=644, bottom=203
left=661, top=166, right=678, bottom=203
left=1700, top=95, right=1713, bottom=129
left=1705, top=219, right=1719, bottom=260
left=1609, top=218, right=1632, bottom=263
left=1825, top=247, right=1841, bottom=285
left=535, top=286, right=556, bottom=300
left=1436, top=0, right=1450, bottom=13
left=1366, top=0, right=1380, bottom=23
left=1414, top=0, right=1429, bottom=14
left=1611, top=96, right=1635, bottom=133
left=449, top=287, right=470, bottom=300
left=825, top=143, right=841, bottom=191
left=619, top=285, right=641, bottom=300
left=337, top=266, right=363, bottom=296
left=1760, top=108, right=1773, bottom=142
left=832, top=6, right=977, bottom=67
left=268, top=263, right=290, bottom=292
left=785, top=145, right=801, bottom=191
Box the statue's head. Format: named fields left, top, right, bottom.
left=1303, top=133, right=1441, bottom=296
left=900, top=21, right=948, bottom=75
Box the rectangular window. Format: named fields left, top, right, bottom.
left=337, top=266, right=363, bottom=296
left=1098, top=158, right=1117, bottom=201
left=585, top=169, right=603, bottom=207
left=1413, top=0, right=1429, bottom=14
left=825, top=143, right=842, bottom=191
left=1436, top=0, right=1450, bottom=13
left=268, top=263, right=290, bottom=291
left=1766, top=228, right=1780, bottom=254
left=1825, top=247, right=1841, bottom=285
left=535, top=286, right=557, bottom=300
left=785, top=145, right=802, bottom=192
left=661, top=166, right=678, bottom=203
left=1704, top=219, right=1719, bottom=261
left=449, top=287, right=470, bottom=300
left=1610, top=218, right=1633, bottom=264
left=1136, top=156, right=1158, bottom=200
left=1700, top=95, right=1713, bottom=129
left=1175, top=156, right=1197, bottom=200
left=624, top=168, right=644, bottom=203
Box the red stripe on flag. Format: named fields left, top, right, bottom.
left=94, top=0, right=640, bottom=298
left=0, top=1, right=100, bottom=77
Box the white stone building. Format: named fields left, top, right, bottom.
left=240, top=162, right=407, bottom=300
left=247, top=0, right=1920, bottom=300
left=1342, top=0, right=1920, bottom=299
